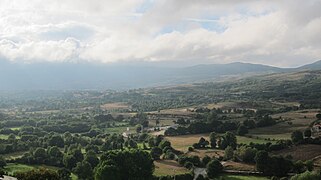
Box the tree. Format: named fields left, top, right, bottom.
left=73, top=161, right=93, bottom=180
left=57, top=168, right=71, bottom=180
left=150, top=147, right=162, bottom=160
left=0, top=156, right=6, bottom=168
left=209, top=132, right=217, bottom=148
left=316, top=113, right=321, bottom=120
left=206, top=159, right=223, bottom=178
left=94, top=161, right=121, bottom=180
left=304, top=129, right=312, bottom=138
left=255, top=150, right=269, bottom=173
left=94, top=149, right=154, bottom=180
left=224, top=146, right=234, bottom=160
left=34, top=148, right=47, bottom=164
left=159, top=140, right=171, bottom=150
left=202, top=156, right=211, bottom=166
left=291, top=171, right=321, bottom=180
left=48, top=135, right=64, bottom=148
left=235, top=146, right=257, bottom=163
left=198, top=137, right=209, bottom=148
left=84, top=150, right=99, bottom=168
left=63, top=154, right=77, bottom=170
left=237, top=125, right=248, bottom=136
left=15, top=168, right=59, bottom=180
left=219, top=132, right=237, bottom=149
left=291, top=130, right=304, bottom=144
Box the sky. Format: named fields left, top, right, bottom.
left=0, top=0, right=320, bottom=67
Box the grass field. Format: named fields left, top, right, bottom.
left=186, top=149, right=224, bottom=159
left=100, top=102, right=129, bottom=110
left=105, top=126, right=135, bottom=134
left=4, top=163, right=34, bottom=176
left=223, top=161, right=255, bottom=171
left=3, top=151, right=27, bottom=160
left=216, top=174, right=269, bottom=180
left=149, top=119, right=176, bottom=127
left=153, top=160, right=190, bottom=177
left=166, top=133, right=272, bottom=152
left=0, top=134, right=9, bottom=140
left=4, top=163, right=78, bottom=179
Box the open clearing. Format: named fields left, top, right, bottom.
left=223, top=161, right=255, bottom=171
left=272, top=144, right=321, bottom=161
left=216, top=174, right=269, bottom=180
left=153, top=160, right=189, bottom=177
left=100, top=102, right=129, bottom=110
left=186, top=149, right=224, bottom=159
left=249, top=109, right=318, bottom=140
left=166, top=133, right=272, bottom=152
left=5, top=163, right=77, bottom=179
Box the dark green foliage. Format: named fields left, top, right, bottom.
left=202, top=156, right=211, bottom=166
left=218, top=132, right=237, bottom=149
left=150, top=147, right=163, bottom=160
left=237, top=125, right=248, bottom=136
left=224, top=146, right=234, bottom=160
left=94, top=149, right=154, bottom=180
left=209, top=132, right=217, bottom=148
left=255, top=150, right=292, bottom=176
left=159, top=140, right=171, bottom=150
left=291, top=171, right=321, bottom=180
left=291, top=130, right=304, bottom=144
left=304, top=129, right=312, bottom=138
left=73, top=160, right=93, bottom=180
left=57, top=168, right=71, bottom=180
left=48, top=135, right=64, bottom=148
left=206, top=159, right=223, bottom=178
left=0, top=156, right=6, bottom=168
left=84, top=150, right=99, bottom=168
left=235, top=146, right=257, bottom=163
left=15, top=168, right=59, bottom=180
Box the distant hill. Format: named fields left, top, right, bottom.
left=0, top=59, right=320, bottom=90
left=296, top=60, right=321, bottom=70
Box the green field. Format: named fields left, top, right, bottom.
left=0, top=134, right=9, bottom=140
left=4, top=163, right=78, bottom=179
left=216, top=174, right=269, bottom=180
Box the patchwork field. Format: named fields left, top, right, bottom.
left=166, top=133, right=273, bottom=152
left=248, top=109, right=319, bottom=140
left=272, top=144, right=321, bottom=161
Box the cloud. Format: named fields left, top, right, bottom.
left=0, top=0, right=320, bottom=67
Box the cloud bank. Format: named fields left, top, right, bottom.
left=0, top=0, right=320, bottom=67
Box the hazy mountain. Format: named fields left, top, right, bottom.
left=0, top=59, right=320, bottom=90
left=296, top=60, right=321, bottom=70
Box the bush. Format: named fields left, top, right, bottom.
left=206, top=159, right=223, bottom=178
left=291, top=171, right=321, bottom=180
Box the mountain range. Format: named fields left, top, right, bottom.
left=0, top=59, right=320, bottom=90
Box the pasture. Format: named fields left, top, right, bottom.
left=272, top=144, right=321, bottom=161
left=153, top=160, right=189, bottom=177
left=166, top=133, right=272, bottom=152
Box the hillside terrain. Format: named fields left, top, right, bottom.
left=0, top=59, right=320, bottom=90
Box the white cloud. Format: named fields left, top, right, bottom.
left=0, top=0, right=320, bottom=67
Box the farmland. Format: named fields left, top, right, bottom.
left=0, top=70, right=321, bottom=179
